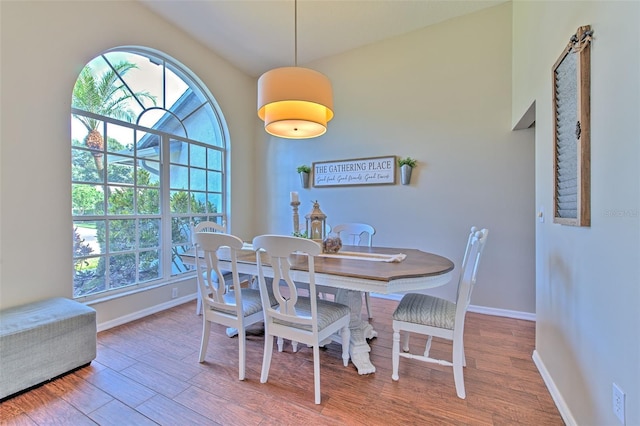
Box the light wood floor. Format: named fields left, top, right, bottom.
left=0, top=297, right=564, bottom=425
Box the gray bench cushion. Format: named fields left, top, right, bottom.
left=0, top=297, right=97, bottom=399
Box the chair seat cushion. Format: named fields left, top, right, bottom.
left=209, top=289, right=264, bottom=317
left=393, top=293, right=456, bottom=330
left=274, top=298, right=350, bottom=331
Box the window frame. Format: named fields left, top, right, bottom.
left=71, top=47, right=228, bottom=301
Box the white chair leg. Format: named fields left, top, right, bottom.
left=238, top=327, right=246, bottom=381
left=401, top=330, right=410, bottom=352
left=364, top=292, right=372, bottom=319
left=313, top=345, right=321, bottom=404
left=198, top=318, right=211, bottom=362
left=292, top=341, right=299, bottom=353
left=462, top=340, right=466, bottom=367
left=423, top=335, right=433, bottom=357
left=392, top=328, right=400, bottom=381
left=452, top=338, right=466, bottom=399
left=195, top=292, right=203, bottom=315
left=261, top=335, right=274, bottom=384
left=453, top=363, right=466, bottom=399
left=341, top=326, right=350, bottom=367
left=277, top=337, right=284, bottom=352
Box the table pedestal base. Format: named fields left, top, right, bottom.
left=335, top=289, right=378, bottom=375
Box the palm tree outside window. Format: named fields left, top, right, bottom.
left=71, top=47, right=228, bottom=299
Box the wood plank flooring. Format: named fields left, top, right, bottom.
left=0, top=297, right=564, bottom=425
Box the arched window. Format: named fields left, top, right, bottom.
left=71, top=47, right=227, bottom=299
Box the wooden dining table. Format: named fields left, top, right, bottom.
left=181, top=244, right=454, bottom=375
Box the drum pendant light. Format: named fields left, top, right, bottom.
left=257, top=0, right=334, bottom=139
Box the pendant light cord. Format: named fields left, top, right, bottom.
left=294, top=0, right=298, bottom=67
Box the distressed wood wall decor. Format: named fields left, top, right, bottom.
left=552, top=25, right=593, bottom=226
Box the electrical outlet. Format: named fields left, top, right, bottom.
left=171, top=288, right=178, bottom=299
left=613, top=383, right=625, bottom=425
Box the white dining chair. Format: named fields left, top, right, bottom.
left=252, top=234, right=351, bottom=405
left=192, top=220, right=225, bottom=234
left=191, top=221, right=225, bottom=315
left=332, top=222, right=375, bottom=247
left=391, top=227, right=488, bottom=399
left=193, top=231, right=265, bottom=381
left=331, top=222, right=376, bottom=319
left=191, top=220, right=252, bottom=316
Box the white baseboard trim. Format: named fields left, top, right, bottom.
left=532, top=350, right=576, bottom=426
left=370, top=293, right=535, bottom=321
left=97, top=293, right=197, bottom=332
left=370, top=293, right=403, bottom=301
left=370, top=293, right=403, bottom=302
left=467, top=305, right=535, bottom=321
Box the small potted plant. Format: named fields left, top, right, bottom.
left=297, top=164, right=311, bottom=188
left=398, top=157, right=417, bottom=185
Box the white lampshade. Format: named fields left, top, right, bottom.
left=257, top=67, right=334, bottom=139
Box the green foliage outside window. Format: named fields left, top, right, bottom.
left=73, top=179, right=216, bottom=297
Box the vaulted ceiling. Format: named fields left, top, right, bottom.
left=139, top=0, right=506, bottom=77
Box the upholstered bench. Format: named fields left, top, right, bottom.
left=0, top=297, right=96, bottom=400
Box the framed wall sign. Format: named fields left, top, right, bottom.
left=313, top=156, right=396, bottom=187
left=552, top=25, right=592, bottom=226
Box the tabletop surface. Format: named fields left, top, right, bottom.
left=229, top=245, right=455, bottom=283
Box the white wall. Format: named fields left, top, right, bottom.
left=256, top=3, right=536, bottom=315
left=0, top=1, right=257, bottom=324
left=513, top=1, right=640, bottom=425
